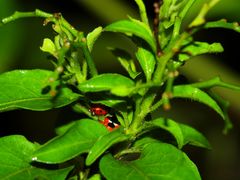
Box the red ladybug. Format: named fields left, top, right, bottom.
left=89, top=104, right=108, bottom=116
left=100, top=116, right=120, bottom=131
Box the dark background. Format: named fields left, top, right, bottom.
left=0, top=0, right=240, bottom=179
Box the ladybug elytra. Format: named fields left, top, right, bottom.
left=100, top=116, right=120, bottom=131
left=89, top=104, right=109, bottom=116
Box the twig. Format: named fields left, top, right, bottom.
left=153, top=0, right=162, bottom=57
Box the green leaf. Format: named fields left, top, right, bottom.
left=91, top=98, right=126, bottom=109
left=40, top=38, right=56, bottom=57
left=55, top=121, right=76, bottom=135
left=173, top=85, right=224, bottom=120
left=0, top=135, right=71, bottom=180
left=179, top=41, right=224, bottom=61
left=104, top=20, right=156, bottom=52
left=78, top=73, right=135, bottom=96
left=135, top=47, right=156, bottom=82
left=0, top=70, right=80, bottom=112
left=204, top=19, right=240, bottom=33
left=32, top=119, right=108, bottom=164
left=88, top=174, right=101, bottom=180
left=134, top=0, right=149, bottom=26
left=109, top=48, right=140, bottom=79
left=86, top=128, right=129, bottom=166
left=87, top=26, right=103, bottom=52
left=151, top=118, right=211, bottom=149
left=189, top=0, right=220, bottom=27
left=179, top=123, right=211, bottom=149
left=100, top=142, right=201, bottom=180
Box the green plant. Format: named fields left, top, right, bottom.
left=0, top=0, right=240, bottom=179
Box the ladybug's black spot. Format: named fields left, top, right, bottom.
left=107, top=122, right=115, bottom=128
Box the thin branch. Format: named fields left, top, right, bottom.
left=153, top=0, right=162, bottom=57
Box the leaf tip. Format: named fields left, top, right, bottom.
left=32, top=156, right=38, bottom=161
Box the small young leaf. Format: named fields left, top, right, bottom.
left=40, top=38, right=56, bottom=57
left=104, top=20, right=156, bottom=52
left=151, top=118, right=211, bottom=149
left=87, top=26, right=103, bottom=52
left=179, top=41, right=224, bottom=61
left=204, top=19, right=240, bottom=33
left=173, top=85, right=224, bottom=120
left=0, top=70, right=80, bottom=112
left=0, top=135, right=71, bottom=180
left=135, top=47, right=156, bottom=82
left=109, top=48, right=140, bottom=79
left=189, top=0, right=220, bottom=27
left=100, top=142, right=201, bottom=180
left=78, top=73, right=135, bottom=94
left=86, top=128, right=129, bottom=166
left=32, top=119, right=108, bottom=164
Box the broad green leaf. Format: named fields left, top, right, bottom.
left=91, top=98, right=126, bottom=108
left=40, top=38, right=56, bottom=57
left=151, top=118, right=211, bottom=149
left=173, top=85, right=224, bottom=120
left=88, top=174, right=101, bottom=180
left=0, top=135, right=71, bottom=180
left=204, top=19, right=240, bottom=33
left=86, top=128, right=129, bottom=166
left=32, top=119, right=108, bottom=164
left=78, top=73, right=135, bottom=95
left=109, top=48, right=140, bottom=79
left=110, top=85, right=134, bottom=97
left=179, top=41, right=224, bottom=61
left=100, top=142, right=201, bottom=180
left=135, top=47, right=156, bottom=82
left=0, top=70, right=80, bottom=112
left=179, top=123, right=211, bottom=149
left=87, top=26, right=103, bottom=52
left=104, top=20, right=156, bottom=52
left=55, top=121, right=76, bottom=135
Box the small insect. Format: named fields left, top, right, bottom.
left=89, top=104, right=109, bottom=116
left=100, top=116, right=120, bottom=131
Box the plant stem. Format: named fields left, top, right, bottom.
left=153, top=32, right=189, bottom=83
left=190, top=77, right=240, bottom=90
left=153, top=0, right=162, bottom=56
left=126, top=90, right=156, bottom=135
left=78, top=38, right=98, bottom=77
left=1, top=9, right=53, bottom=24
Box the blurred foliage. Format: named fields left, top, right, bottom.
left=0, top=0, right=240, bottom=179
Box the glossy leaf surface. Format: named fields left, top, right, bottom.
left=100, top=142, right=201, bottom=180
left=78, top=73, right=135, bottom=96
left=104, top=20, right=156, bottom=52
left=87, top=26, right=103, bottom=52
left=135, top=47, right=156, bottom=81
left=0, top=70, right=79, bottom=112
left=151, top=118, right=211, bottom=149
left=86, top=128, right=129, bottom=165
left=32, top=119, right=108, bottom=164
left=0, top=135, right=71, bottom=180
left=173, top=85, right=224, bottom=119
